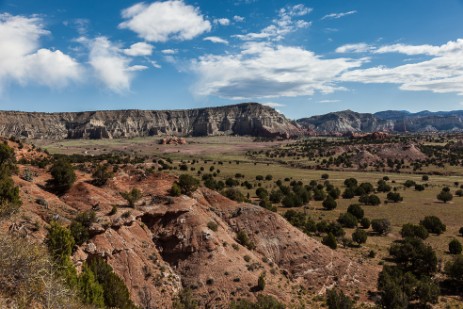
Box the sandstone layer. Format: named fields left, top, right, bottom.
left=0, top=103, right=301, bottom=140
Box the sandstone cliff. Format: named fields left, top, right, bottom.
left=0, top=103, right=301, bottom=140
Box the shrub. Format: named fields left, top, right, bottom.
left=437, top=190, right=453, bottom=203
left=415, top=184, right=425, bottom=191
left=177, top=174, right=200, bottom=195
left=387, top=192, right=403, bottom=203
left=265, top=174, right=273, bottom=181
left=78, top=264, right=104, bottom=307
left=352, top=228, right=368, bottom=245
left=404, top=180, right=416, bottom=188
left=322, top=233, right=337, bottom=249
left=313, top=188, right=326, bottom=201
left=420, top=216, right=446, bottom=235
left=321, top=173, right=329, bottom=180
left=400, top=223, right=429, bottom=240
left=337, top=213, right=358, bottom=228
left=257, top=273, right=266, bottom=291
left=255, top=187, right=268, bottom=199
left=120, top=188, right=142, bottom=208
left=88, top=257, right=137, bottom=309
left=344, top=178, right=358, bottom=188
left=0, top=174, right=21, bottom=217
left=0, top=232, right=83, bottom=308
left=371, top=219, right=391, bottom=235
left=359, top=194, right=381, bottom=206
left=347, top=204, right=364, bottom=219
left=358, top=182, right=374, bottom=194
left=269, top=190, right=284, bottom=203
left=236, top=230, right=255, bottom=250
left=389, top=237, right=437, bottom=276
left=342, top=187, right=355, bottom=199
left=422, top=175, right=429, bottom=181
left=48, top=159, right=76, bottom=193
left=170, top=183, right=181, bottom=196
left=322, top=195, right=337, bottom=210
left=207, top=221, right=218, bottom=232
left=445, top=255, right=463, bottom=280
left=459, top=226, right=463, bottom=237
left=45, top=222, right=77, bottom=287
left=223, top=188, right=246, bottom=202
left=449, top=239, right=462, bottom=254
left=92, top=164, right=113, bottom=187
left=326, top=289, right=353, bottom=309
left=377, top=180, right=391, bottom=192
left=360, top=217, right=371, bottom=229
left=21, top=168, right=34, bottom=182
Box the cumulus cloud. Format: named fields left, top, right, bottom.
left=203, top=36, right=229, bottom=44
left=339, top=39, right=463, bottom=95
left=322, top=10, right=357, bottom=20
left=123, top=42, right=154, bottom=56
left=191, top=42, right=365, bottom=99
left=233, top=4, right=311, bottom=41
left=214, top=18, right=230, bottom=26
left=119, top=0, right=211, bottom=42
left=87, top=37, right=147, bottom=93
left=0, top=13, right=81, bottom=93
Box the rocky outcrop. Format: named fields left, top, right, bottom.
left=0, top=103, right=301, bottom=140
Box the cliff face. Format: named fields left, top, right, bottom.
left=0, top=103, right=301, bottom=140
left=297, top=109, right=463, bottom=133
left=297, top=110, right=394, bottom=133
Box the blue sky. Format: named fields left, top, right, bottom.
left=1, top=0, right=463, bottom=118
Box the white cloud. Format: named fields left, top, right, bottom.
left=233, top=4, right=311, bottom=41
left=336, top=43, right=374, bottom=53
left=233, top=15, right=245, bottom=22
left=319, top=99, right=340, bottom=103
left=214, top=18, right=230, bottom=26
left=88, top=37, right=147, bottom=93
left=203, top=36, right=229, bottom=45
left=123, top=42, right=154, bottom=56
left=374, top=39, right=463, bottom=56
left=0, top=13, right=81, bottom=93
left=285, top=4, right=312, bottom=17
left=322, top=10, right=357, bottom=20
left=161, top=49, right=178, bottom=54
left=191, top=42, right=365, bottom=99
left=149, top=60, right=162, bottom=69
left=119, top=0, right=211, bottom=42
left=262, top=102, right=285, bottom=108
left=340, top=39, right=463, bottom=95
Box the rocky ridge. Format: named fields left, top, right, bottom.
left=0, top=103, right=302, bottom=140
left=297, top=109, right=463, bottom=133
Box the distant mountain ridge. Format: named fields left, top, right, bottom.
left=0, top=103, right=302, bottom=140
left=297, top=109, right=463, bottom=133
left=2, top=103, right=463, bottom=139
